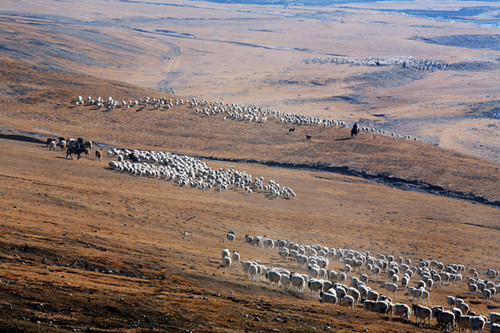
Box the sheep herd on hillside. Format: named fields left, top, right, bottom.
left=106, top=148, right=295, bottom=199
left=304, top=56, right=449, bottom=71
left=73, top=95, right=423, bottom=142
left=74, top=95, right=187, bottom=111
left=220, top=233, right=500, bottom=332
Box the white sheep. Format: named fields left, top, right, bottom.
left=413, top=304, right=432, bottom=327
left=367, top=290, right=379, bottom=302
left=308, top=279, right=324, bottom=294
left=490, top=312, right=500, bottom=324
left=319, top=291, right=338, bottom=304
left=468, top=316, right=486, bottom=333
left=394, top=303, right=411, bottom=320
left=342, top=295, right=355, bottom=309
left=222, top=256, right=232, bottom=272
left=232, top=251, right=240, bottom=269
left=222, top=249, right=230, bottom=259
left=266, top=270, right=281, bottom=288
left=384, top=282, right=398, bottom=297
left=457, top=315, right=472, bottom=332
left=290, top=273, right=306, bottom=292
left=483, top=288, right=492, bottom=303
left=248, top=264, right=259, bottom=282
left=363, top=300, right=375, bottom=311
left=373, top=301, right=392, bottom=314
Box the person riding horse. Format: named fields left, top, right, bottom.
left=351, top=123, right=360, bottom=138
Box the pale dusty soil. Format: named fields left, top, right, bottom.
left=0, top=56, right=499, bottom=332
left=0, top=0, right=499, bottom=161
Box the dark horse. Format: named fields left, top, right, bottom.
left=66, top=147, right=89, bottom=160
left=351, top=123, right=360, bottom=138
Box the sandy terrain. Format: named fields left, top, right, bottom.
left=0, top=0, right=499, bottom=161
left=0, top=54, right=499, bottom=331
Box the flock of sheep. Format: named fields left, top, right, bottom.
left=75, top=95, right=187, bottom=111
left=73, top=95, right=423, bottom=142
left=304, top=56, right=449, bottom=71
left=189, top=98, right=423, bottom=141
left=221, top=233, right=500, bottom=332
left=107, top=148, right=295, bottom=199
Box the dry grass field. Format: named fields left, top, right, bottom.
left=0, top=0, right=499, bottom=161
left=0, top=56, right=499, bottom=332
left=0, top=0, right=499, bottom=331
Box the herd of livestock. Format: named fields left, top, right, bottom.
left=38, top=95, right=499, bottom=331
left=221, top=233, right=500, bottom=332
left=304, top=56, right=450, bottom=71
left=73, top=95, right=423, bottom=141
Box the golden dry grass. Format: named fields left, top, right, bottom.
left=0, top=0, right=499, bottom=161
left=0, top=56, right=499, bottom=331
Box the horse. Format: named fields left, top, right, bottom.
left=95, top=149, right=102, bottom=161
left=306, top=135, right=312, bottom=140
left=46, top=138, right=56, bottom=147
left=289, top=128, right=295, bottom=133
left=351, top=123, right=360, bottom=138
left=66, top=147, right=89, bottom=160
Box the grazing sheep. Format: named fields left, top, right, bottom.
left=446, top=295, right=456, bottom=309
left=459, top=302, right=470, bottom=315
left=469, top=283, right=478, bottom=298
left=434, top=308, right=455, bottom=332
left=483, top=288, right=492, bottom=303
left=394, top=303, right=411, bottom=320
left=468, top=316, right=486, bottom=333
left=319, top=291, right=338, bottom=304
left=222, top=257, right=232, bottom=272
left=453, top=299, right=463, bottom=310
left=357, top=284, right=369, bottom=300
left=367, top=290, right=379, bottom=302
left=491, top=312, right=500, bottom=324
left=363, top=300, right=375, bottom=311
left=232, top=251, right=240, bottom=268
left=308, top=279, right=324, bottom=294
left=347, top=287, right=360, bottom=306
left=373, top=301, right=392, bottom=314
left=384, top=282, right=398, bottom=297
left=457, top=315, right=472, bottom=332
left=226, top=232, right=235, bottom=242
left=413, top=304, right=432, bottom=327
left=290, top=273, right=306, bottom=293
left=342, top=295, right=355, bottom=309
left=248, top=264, right=259, bottom=282
left=335, top=286, right=347, bottom=300
left=222, top=249, right=230, bottom=258
left=266, top=270, right=282, bottom=288
left=280, top=273, right=291, bottom=289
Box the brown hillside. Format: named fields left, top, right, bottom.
left=0, top=56, right=499, bottom=332
left=0, top=57, right=499, bottom=204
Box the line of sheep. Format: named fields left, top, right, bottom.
left=107, top=148, right=295, bottom=199
left=303, top=56, right=449, bottom=71
left=75, top=95, right=188, bottom=111
left=220, top=233, right=500, bottom=332
left=72, top=95, right=423, bottom=142
left=190, top=98, right=423, bottom=141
